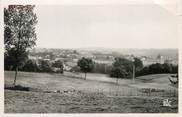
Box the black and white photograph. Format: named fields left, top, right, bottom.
left=2, top=0, right=181, bottom=114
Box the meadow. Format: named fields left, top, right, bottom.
left=4, top=71, right=178, bottom=113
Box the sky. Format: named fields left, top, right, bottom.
left=34, top=0, right=180, bottom=49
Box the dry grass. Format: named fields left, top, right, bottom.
left=5, top=90, right=178, bottom=113
left=4, top=71, right=178, bottom=113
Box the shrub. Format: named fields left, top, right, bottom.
left=38, top=60, right=53, bottom=73
left=21, top=59, right=39, bottom=72
left=136, top=63, right=178, bottom=76
left=110, top=57, right=133, bottom=79
left=52, top=60, right=64, bottom=73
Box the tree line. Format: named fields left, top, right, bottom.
left=136, top=63, right=178, bottom=76
left=5, top=55, right=178, bottom=78
left=5, top=58, right=64, bottom=73
left=4, top=5, right=178, bottom=86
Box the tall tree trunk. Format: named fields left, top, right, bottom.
left=13, top=66, right=18, bottom=86
left=13, top=31, right=21, bottom=86
left=84, top=73, right=86, bottom=80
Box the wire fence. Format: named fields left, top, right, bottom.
left=83, top=87, right=178, bottom=98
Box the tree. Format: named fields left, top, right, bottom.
left=162, top=63, right=172, bottom=73
left=77, top=57, right=94, bottom=80
left=52, top=60, right=64, bottom=73
left=133, top=57, right=143, bottom=72
left=4, top=48, right=28, bottom=71
left=148, top=63, right=163, bottom=74
left=171, top=65, right=178, bottom=73
left=110, top=66, right=127, bottom=84
left=39, top=60, right=52, bottom=73
left=4, top=5, right=37, bottom=85
left=136, top=63, right=178, bottom=76
left=21, top=59, right=39, bottom=72
left=110, top=57, right=133, bottom=84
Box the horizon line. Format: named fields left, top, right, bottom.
left=33, top=46, right=178, bottom=50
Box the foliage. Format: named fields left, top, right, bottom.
left=38, top=60, right=53, bottom=73
left=133, top=57, right=143, bottom=72
left=77, top=57, right=94, bottom=79
left=7, top=58, right=65, bottom=73
left=4, top=48, right=29, bottom=70
left=136, top=63, right=178, bottom=76
left=4, top=49, right=28, bottom=70
left=4, top=5, right=37, bottom=85
left=110, top=66, right=128, bottom=78
left=110, top=57, right=133, bottom=79
left=21, top=59, right=39, bottom=72
left=77, top=57, right=94, bottom=73
left=52, top=60, right=64, bottom=73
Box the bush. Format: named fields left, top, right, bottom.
left=136, top=63, right=178, bottom=76
left=38, top=60, right=53, bottom=73
left=21, top=59, right=39, bottom=72
left=110, top=66, right=128, bottom=78
left=110, top=57, right=133, bottom=78
left=52, top=60, right=64, bottom=73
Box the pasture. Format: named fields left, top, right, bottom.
left=4, top=71, right=178, bottom=113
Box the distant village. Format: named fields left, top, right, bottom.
left=28, top=48, right=178, bottom=72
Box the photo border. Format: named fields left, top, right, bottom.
left=0, top=0, right=181, bottom=117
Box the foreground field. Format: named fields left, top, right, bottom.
left=5, top=90, right=178, bottom=113
left=4, top=71, right=178, bottom=113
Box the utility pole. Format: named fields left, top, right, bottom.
left=132, top=63, right=135, bottom=83
left=131, top=57, right=135, bottom=83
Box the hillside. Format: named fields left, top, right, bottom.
left=4, top=71, right=178, bottom=113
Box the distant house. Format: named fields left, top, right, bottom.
left=73, top=59, right=78, bottom=62
left=140, top=56, right=147, bottom=61
left=65, top=61, right=77, bottom=67
left=55, top=57, right=65, bottom=61
left=164, top=59, right=178, bottom=65
left=156, top=54, right=164, bottom=64
left=63, top=61, right=77, bottom=71
left=28, top=55, right=37, bottom=60
left=52, top=67, right=60, bottom=72
left=43, top=58, right=50, bottom=61
left=142, top=59, right=158, bottom=66
left=93, top=59, right=113, bottom=65
left=38, top=56, right=42, bottom=59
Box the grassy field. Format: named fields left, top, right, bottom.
left=4, top=71, right=178, bottom=113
